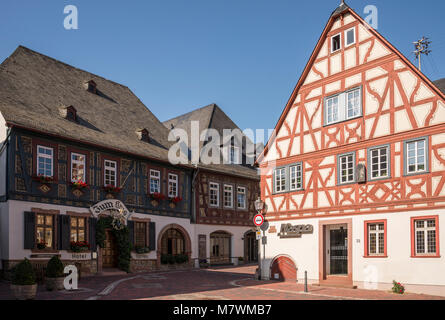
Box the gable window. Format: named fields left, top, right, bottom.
left=237, top=186, right=246, bottom=209
left=70, top=217, right=86, bottom=243
left=365, top=221, right=387, bottom=257
left=168, top=173, right=178, bottom=198
left=135, top=222, right=147, bottom=248
left=229, top=145, right=240, bottom=164
left=224, top=185, right=233, bottom=208
left=274, top=168, right=286, bottom=193
left=104, top=160, right=117, bottom=186
left=411, top=216, right=439, bottom=257
left=36, top=213, right=54, bottom=249
left=149, top=170, right=161, bottom=194
left=345, top=27, right=355, bottom=47
left=290, top=163, right=303, bottom=191
left=331, top=33, right=341, bottom=53
left=324, top=87, right=362, bottom=126
left=368, top=146, right=390, bottom=180
left=37, top=145, right=54, bottom=177
left=71, top=153, right=86, bottom=182
left=209, top=182, right=220, bottom=207
left=405, top=137, right=428, bottom=175
left=338, top=153, right=355, bottom=184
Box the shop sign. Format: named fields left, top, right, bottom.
left=90, top=199, right=130, bottom=219
left=278, top=224, right=314, bottom=239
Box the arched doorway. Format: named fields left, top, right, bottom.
left=244, top=231, right=258, bottom=263
left=161, top=228, right=186, bottom=255
left=270, top=256, right=297, bottom=282
left=210, top=231, right=232, bottom=265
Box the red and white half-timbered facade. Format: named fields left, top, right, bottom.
left=257, top=3, right=445, bottom=296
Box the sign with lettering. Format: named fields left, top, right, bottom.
left=90, top=199, right=131, bottom=220
left=70, top=253, right=91, bottom=260
left=278, top=224, right=314, bottom=239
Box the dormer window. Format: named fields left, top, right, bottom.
left=331, top=33, right=341, bottom=53
left=136, top=128, right=150, bottom=142
left=59, top=105, right=77, bottom=122
left=85, top=80, right=97, bottom=94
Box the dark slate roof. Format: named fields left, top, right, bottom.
left=163, top=104, right=259, bottom=179
left=331, top=1, right=350, bottom=17
left=0, top=46, right=176, bottom=164
left=434, top=78, right=445, bottom=94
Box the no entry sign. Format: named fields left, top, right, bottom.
left=254, top=214, right=264, bottom=227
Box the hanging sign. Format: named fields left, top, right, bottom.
left=90, top=199, right=131, bottom=220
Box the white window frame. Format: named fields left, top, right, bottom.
left=289, top=163, right=303, bottom=191
left=405, top=139, right=427, bottom=175
left=325, top=95, right=340, bottom=125
left=324, top=87, right=362, bottom=126
left=338, top=153, right=355, bottom=184
left=415, top=219, right=437, bottom=255
left=223, top=184, right=234, bottom=208
left=345, top=27, right=356, bottom=47
left=168, top=173, right=178, bottom=198
left=149, top=170, right=161, bottom=194
left=368, top=223, right=385, bottom=256
left=346, top=88, right=362, bottom=120
left=274, top=167, right=286, bottom=193
left=37, top=145, right=54, bottom=177
left=368, top=146, right=390, bottom=180
left=229, top=145, right=240, bottom=164
left=331, top=33, right=342, bottom=53
left=209, top=182, right=220, bottom=207
left=71, top=152, right=86, bottom=183
left=237, top=186, right=247, bottom=210
left=104, top=159, right=117, bottom=187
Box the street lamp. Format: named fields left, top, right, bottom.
left=254, top=197, right=265, bottom=280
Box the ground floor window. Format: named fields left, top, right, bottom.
left=364, top=220, right=387, bottom=257
left=161, top=228, right=185, bottom=255
left=70, top=216, right=86, bottom=242
left=135, top=222, right=147, bottom=248
left=412, top=216, right=439, bottom=257
left=36, top=213, right=54, bottom=249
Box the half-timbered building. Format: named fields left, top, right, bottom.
left=257, top=2, right=445, bottom=296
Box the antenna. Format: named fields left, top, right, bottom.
left=413, top=36, right=432, bottom=71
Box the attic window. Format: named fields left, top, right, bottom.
left=136, top=129, right=150, bottom=142
left=345, top=27, right=355, bottom=47
left=331, top=33, right=341, bottom=53
left=59, top=105, right=78, bottom=122
left=85, top=80, right=97, bottom=94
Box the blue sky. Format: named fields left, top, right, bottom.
left=1, top=0, right=444, bottom=135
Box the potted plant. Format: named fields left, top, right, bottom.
left=37, top=240, right=47, bottom=250
left=70, top=241, right=90, bottom=252
left=149, top=192, right=165, bottom=206
left=11, top=258, right=37, bottom=300
left=238, top=257, right=244, bottom=265
left=199, top=259, right=209, bottom=269
left=392, top=281, right=405, bottom=295
left=32, top=174, right=54, bottom=185
left=45, top=255, right=65, bottom=291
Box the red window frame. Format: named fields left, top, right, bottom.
left=410, top=215, right=440, bottom=258
left=364, top=219, right=387, bottom=258
left=67, top=147, right=89, bottom=184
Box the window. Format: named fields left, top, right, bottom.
left=224, top=185, right=233, bottom=208
left=104, top=160, right=117, bottom=186
left=368, top=146, right=390, bottom=180
left=37, top=145, right=54, bottom=177
left=70, top=217, right=86, bottom=243
left=338, top=153, right=355, bottom=184
left=331, top=33, right=341, bottom=53
left=365, top=222, right=386, bottom=257
left=324, top=87, right=362, bottom=126
left=168, top=173, right=178, bottom=198
left=290, top=163, right=303, bottom=191
left=345, top=27, right=355, bottom=47
left=237, top=186, right=246, bottom=209
left=36, top=213, right=54, bottom=249
left=412, top=217, right=439, bottom=257
left=274, top=168, right=286, bottom=193
left=209, top=182, right=220, bottom=207
left=135, top=222, right=147, bottom=248
left=71, top=153, right=86, bottom=182
left=149, top=170, right=161, bottom=194
left=405, top=138, right=428, bottom=175
left=229, top=145, right=240, bottom=164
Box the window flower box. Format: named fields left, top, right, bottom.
left=134, top=246, right=150, bottom=254
left=149, top=192, right=165, bottom=207
left=102, top=185, right=122, bottom=198
left=70, top=180, right=89, bottom=191
left=169, top=196, right=182, bottom=208
left=36, top=241, right=47, bottom=250
left=70, top=241, right=90, bottom=253
left=32, top=174, right=54, bottom=185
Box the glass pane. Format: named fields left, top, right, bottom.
left=45, top=215, right=53, bottom=226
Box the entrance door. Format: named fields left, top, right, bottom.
left=328, top=227, right=348, bottom=275
left=102, top=229, right=118, bottom=268
left=210, top=232, right=231, bottom=264
left=245, top=232, right=258, bottom=263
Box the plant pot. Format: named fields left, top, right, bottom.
left=11, top=284, right=38, bottom=300
left=45, top=277, right=65, bottom=291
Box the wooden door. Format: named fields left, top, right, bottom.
left=102, top=229, right=118, bottom=268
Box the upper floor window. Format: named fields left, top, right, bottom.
left=345, top=27, right=355, bottom=47
left=150, top=170, right=161, bottom=194
left=290, top=163, right=303, bottom=191
left=168, top=173, right=178, bottom=198
left=224, top=185, right=233, bottom=208
left=274, top=168, right=286, bottom=193
left=412, top=217, right=439, bottom=257
left=331, top=33, right=341, bottom=53
left=104, top=160, right=117, bottom=186
left=324, top=87, right=362, bottom=126
left=405, top=138, right=428, bottom=175
left=338, top=153, right=355, bottom=184
left=37, top=145, right=54, bottom=177
left=71, top=153, right=86, bottom=182
left=368, top=146, right=390, bottom=180
left=209, top=182, right=220, bottom=207
left=237, top=186, right=246, bottom=209
left=229, top=145, right=240, bottom=164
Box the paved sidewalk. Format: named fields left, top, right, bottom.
left=1, top=265, right=443, bottom=300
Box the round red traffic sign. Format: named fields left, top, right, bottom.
left=253, top=214, right=264, bottom=227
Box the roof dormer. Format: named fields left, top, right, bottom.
left=136, top=128, right=150, bottom=142
left=84, top=80, right=97, bottom=94
left=59, top=105, right=78, bottom=122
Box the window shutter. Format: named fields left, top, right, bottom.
left=24, top=211, right=36, bottom=249
left=89, top=217, right=97, bottom=251
left=58, top=215, right=71, bottom=250
left=127, top=221, right=135, bottom=247
left=149, top=222, right=156, bottom=251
